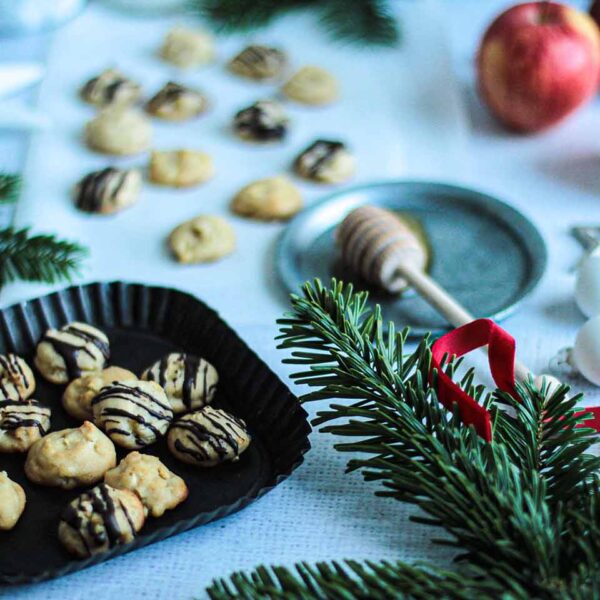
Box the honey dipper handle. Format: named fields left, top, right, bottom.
left=396, top=262, right=532, bottom=383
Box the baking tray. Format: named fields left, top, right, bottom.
left=0, top=282, right=310, bottom=584
left=277, top=180, right=547, bottom=336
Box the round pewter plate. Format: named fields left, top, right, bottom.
left=277, top=181, right=547, bottom=336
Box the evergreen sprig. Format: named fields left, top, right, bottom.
left=207, top=279, right=600, bottom=599
left=192, top=0, right=400, bottom=46
left=0, top=174, right=21, bottom=204
left=0, top=227, right=87, bottom=286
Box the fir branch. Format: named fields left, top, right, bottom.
left=191, top=0, right=399, bottom=46
left=0, top=227, right=87, bottom=286
left=320, top=0, right=399, bottom=46
left=209, top=279, right=600, bottom=598
left=0, top=174, right=21, bottom=204
left=208, top=560, right=504, bottom=600
left=193, top=0, right=315, bottom=32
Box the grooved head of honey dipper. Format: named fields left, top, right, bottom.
left=336, top=205, right=428, bottom=294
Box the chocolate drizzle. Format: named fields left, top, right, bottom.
left=0, top=399, right=50, bottom=435
left=60, top=484, right=137, bottom=557
left=229, top=45, right=286, bottom=79
left=234, top=100, right=287, bottom=142
left=80, top=69, right=140, bottom=107
left=92, top=382, right=172, bottom=447
left=75, top=167, right=128, bottom=213
left=144, top=352, right=218, bottom=411
left=170, top=407, right=249, bottom=465
left=0, top=354, right=31, bottom=400
left=296, top=139, right=344, bottom=177
left=40, top=322, right=109, bottom=379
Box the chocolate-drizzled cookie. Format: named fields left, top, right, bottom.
left=145, top=81, right=207, bottom=121
left=58, top=483, right=145, bottom=558
left=294, top=139, right=356, bottom=183
left=167, top=406, right=251, bottom=467
left=74, top=167, right=141, bottom=215
left=0, top=354, right=35, bottom=401
left=233, top=100, right=288, bottom=142
left=141, top=352, right=218, bottom=414
left=0, top=399, right=51, bottom=453
left=35, top=322, right=110, bottom=385
left=80, top=68, right=141, bottom=108
left=228, top=45, right=287, bottom=80
left=92, top=380, right=173, bottom=449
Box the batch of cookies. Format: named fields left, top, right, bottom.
left=76, top=25, right=356, bottom=264
left=0, top=321, right=251, bottom=559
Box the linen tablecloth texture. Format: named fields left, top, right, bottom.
left=2, top=0, right=600, bottom=598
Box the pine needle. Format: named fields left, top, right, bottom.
left=0, top=227, right=87, bottom=286
left=0, top=174, right=21, bottom=204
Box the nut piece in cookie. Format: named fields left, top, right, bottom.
left=74, top=167, right=141, bottom=215
left=58, top=483, right=145, bottom=558
left=282, top=66, right=338, bottom=105
left=141, top=352, right=218, bottom=414
left=145, top=81, right=208, bottom=121
left=0, top=471, right=25, bottom=531
left=228, top=45, right=287, bottom=81
left=25, top=421, right=116, bottom=489
left=168, top=406, right=251, bottom=467
left=80, top=68, right=141, bottom=108
left=0, top=399, right=51, bottom=453
left=92, top=380, right=173, bottom=449
left=35, top=321, right=110, bottom=384
left=85, top=107, right=152, bottom=156
left=231, top=176, right=303, bottom=221
left=63, top=366, right=138, bottom=422
left=0, top=354, right=35, bottom=400
left=105, top=452, right=188, bottom=518
left=169, top=215, right=236, bottom=264
left=149, top=149, right=214, bottom=188
left=160, top=26, right=214, bottom=68
left=294, top=139, right=356, bottom=184
left=233, top=100, right=288, bottom=142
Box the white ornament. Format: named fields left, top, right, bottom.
left=533, top=374, right=562, bottom=396
left=575, top=248, right=600, bottom=318
left=573, top=315, right=600, bottom=386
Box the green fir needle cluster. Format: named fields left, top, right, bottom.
left=208, top=279, right=600, bottom=599
left=0, top=174, right=87, bottom=286
left=192, top=0, right=400, bottom=46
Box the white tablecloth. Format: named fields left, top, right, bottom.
left=2, top=0, right=600, bottom=598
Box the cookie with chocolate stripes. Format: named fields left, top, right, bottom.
left=0, top=399, right=51, bottom=453
left=168, top=406, right=250, bottom=467
left=0, top=354, right=35, bottom=400
left=58, top=483, right=145, bottom=558
left=141, top=352, right=218, bottom=414
left=35, top=322, right=110, bottom=384
left=92, top=380, right=173, bottom=449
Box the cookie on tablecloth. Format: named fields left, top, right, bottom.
left=80, top=68, right=141, bottom=108
left=74, top=167, right=141, bottom=215
left=231, top=176, right=302, bottom=221
left=233, top=100, right=288, bottom=142
left=168, top=215, right=235, bottom=264
left=149, top=149, right=214, bottom=188
left=160, top=26, right=214, bottom=68
left=146, top=81, right=208, bottom=121
left=282, top=66, right=338, bottom=105
left=86, top=107, right=152, bottom=156
left=294, top=139, right=355, bottom=183
left=228, top=45, right=287, bottom=81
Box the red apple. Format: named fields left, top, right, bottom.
left=477, top=2, right=600, bottom=132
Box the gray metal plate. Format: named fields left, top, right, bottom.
left=276, top=181, right=547, bottom=336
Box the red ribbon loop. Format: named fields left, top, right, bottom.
left=431, top=318, right=600, bottom=441
left=431, top=319, right=514, bottom=441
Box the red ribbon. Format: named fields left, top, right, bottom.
left=430, top=318, right=600, bottom=441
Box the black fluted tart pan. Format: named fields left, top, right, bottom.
left=0, top=282, right=310, bottom=584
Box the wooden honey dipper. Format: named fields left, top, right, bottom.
left=337, top=205, right=558, bottom=390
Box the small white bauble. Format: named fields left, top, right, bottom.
left=573, top=315, right=600, bottom=386
left=575, top=248, right=600, bottom=318
left=533, top=374, right=562, bottom=396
